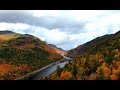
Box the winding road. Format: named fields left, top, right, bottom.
left=14, top=54, right=73, bottom=80
left=61, top=54, right=73, bottom=60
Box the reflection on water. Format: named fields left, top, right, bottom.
left=30, top=61, right=68, bottom=80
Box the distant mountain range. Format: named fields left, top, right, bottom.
left=48, top=44, right=66, bottom=54
left=0, top=30, right=14, bottom=34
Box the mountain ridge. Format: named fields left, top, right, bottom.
left=43, top=30, right=120, bottom=80
left=48, top=44, right=66, bottom=55
left=67, top=30, right=120, bottom=58
left=0, top=30, right=14, bottom=34
left=0, top=30, right=62, bottom=80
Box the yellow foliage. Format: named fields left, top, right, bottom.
left=96, top=65, right=111, bottom=78
left=114, top=54, right=120, bottom=59
left=98, top=59, right=103, bottom=63
left=80, top=58, right=86, bottom=64
left=112, top=49, right=119, bottom=55
left=102, top=62, right=108, bottom=67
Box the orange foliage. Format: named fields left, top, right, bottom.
left=59, top=71, right=72, bottom=80
left=114, top=54, right=120, bottom=59
left=110, top=74, right=118, bottom=80
left=42, top=45, right=62, bottom=61
left=88, top=73, right=96, bottom=80
left=96, top=65, right=111, bottom=78
left=0, top=64, right=11, bottom=77
left=102, top=62, right=108, bottom=67
left=98, top=59, right=103, bottom=63
left=0, top=64, right=30, bottom=80
left=80, top=58, right=86, bottom=64
left=112, top=60, right=120, bottom=68
left=76, top=74, right=82, bottom=80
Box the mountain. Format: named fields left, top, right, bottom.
left=0, top=30, right=14, bottom=34
left=49, top=44, right=66, bottom=55
left=67, top=31, right=120, bottom=58
left=0, top=30, right=21, bottom=42
left=43, top=30, right=120, bottom=80
left=49, top=44, right=57, bottom=48
left=0, top=30, right=62, bottom=80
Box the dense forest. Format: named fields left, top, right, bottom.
left=0, top=31, right=62, bottom=80
left=42, top=31, right=120, bottom=80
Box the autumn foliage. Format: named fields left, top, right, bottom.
left=0, top=32, right=62, bottom=80
left=0, top=64, right=30, bottom=80
left=43, top=31, right=120, bottom=80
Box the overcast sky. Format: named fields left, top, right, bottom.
left=0, top=10, right=120, bottom=50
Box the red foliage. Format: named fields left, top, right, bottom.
left=0, top=64, right=30, bottom=80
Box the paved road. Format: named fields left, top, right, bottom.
left=61, top=54, right=73, bottom=60
left=14, top=54, right=73, bottom=80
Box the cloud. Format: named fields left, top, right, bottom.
left=0, top=11, right=85, bottom=34
left=0, top=22, right=71, bottom=47
left=0, top=10, right=120, bottom=50
left=42, top=29, right=69, bottom=44
left=0, top=22, right=31, bottom=33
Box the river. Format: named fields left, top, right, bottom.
left=29, top=54, right=73, bottom=80
left=29, top=61, right=69, bottom=80
left=14, top=54, right=73, bottom=80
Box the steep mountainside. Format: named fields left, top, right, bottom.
left=49, top=44, right=67, bottom=55
left=0, top=30, right=62, bottom=80
left=43, top=30, right=120, bottom=80
left=67, top=32, right=119, bottom=58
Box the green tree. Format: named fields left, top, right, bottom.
left=56, top=65, right=61, bottom=77
left=72, top=64, right=77, bottom=76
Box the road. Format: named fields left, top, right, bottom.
left=14, top=54, right=73, bottom=80
left=61, top=54, right=73, bottom=60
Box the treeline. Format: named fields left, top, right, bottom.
left=0, top=34, right=62, bottom=80
left=42, top=31, right=120, bottom=80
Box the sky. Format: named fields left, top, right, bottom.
left=0, top=10, right=120, bottom=50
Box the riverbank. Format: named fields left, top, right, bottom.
left=30, top=61, right=69, bottom=80
left=14, top=54, right=73, bottom=80
left=14, top=60, right=61, bottom=80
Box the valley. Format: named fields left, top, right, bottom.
left=1, top=10, right=120, bottom=80
left=42, top=31, right=120, bottom=80
left=0, top=30, right=66, bottom=80
left=0, top=30, right=120, bottom=80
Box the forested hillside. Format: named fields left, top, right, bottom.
left=43, top=31, right=120, bottom=80
left=0, top=31, right=62, bottom=80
